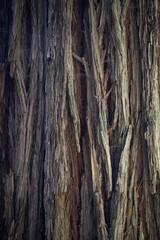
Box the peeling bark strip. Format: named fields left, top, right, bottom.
left=0, top=0, right=160, bottom=239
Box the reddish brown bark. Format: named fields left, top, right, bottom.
left=0, top=0, right=160, bottom=239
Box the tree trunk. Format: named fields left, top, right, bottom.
left=0, top=0, right=160, bottom=239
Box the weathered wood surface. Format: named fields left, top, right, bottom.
left=0, top=0, right=160, bottom=239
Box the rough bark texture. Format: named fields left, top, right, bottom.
left=0, top=0, right=160, bottom=239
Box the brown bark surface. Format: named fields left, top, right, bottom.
left=0, top=0, right=160, bottom=239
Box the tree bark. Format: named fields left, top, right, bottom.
left=0, top=0, right=160, bottom=239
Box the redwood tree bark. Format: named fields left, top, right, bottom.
left=0, top=0, right=160, bottom=239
